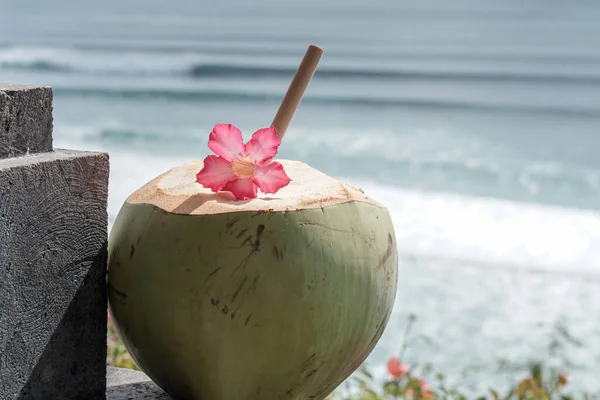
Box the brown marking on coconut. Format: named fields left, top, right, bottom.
left=377, top=234, right=394, bottom=269
left=253, top=224, right=265, bottom=251
left=205, top=267, right=221, bottom=282
left=272, top=245, right=282, bottom=260
left=225, top=216, right=241, bottom=231
left=231, top=276, right=248, bottom=302
left=301, top=353, right=317, bottom=373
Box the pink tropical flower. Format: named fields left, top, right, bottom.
left=417, top=377, right=434, bottom=399
left=387, top=357, right=410, bottom=379
left=196, top=124, right=291, bottom=200
left=422, top=391, right=434, bottom=400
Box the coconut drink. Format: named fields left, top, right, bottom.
left=107, top=45, right=398, bottom=400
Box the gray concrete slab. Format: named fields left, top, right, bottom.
left=0, top=84, right=53, bottom=158
left=0, top=149, right=109, bottom=399
left=107, top=367, right=172, bottom=399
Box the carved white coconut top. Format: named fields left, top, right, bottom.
left=127, top=159, right=381, bottom=215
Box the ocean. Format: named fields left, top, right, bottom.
left=2, top=0, right=600, bottom=395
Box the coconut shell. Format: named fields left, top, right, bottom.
left=108, top=160, right=398, bottom=400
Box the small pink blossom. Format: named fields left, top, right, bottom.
left=196, top=124, right=291, bottom=200
left=386, top=357, right=410, bottom=379
left=417, top=377, right=434, bottom=399
left=422, top=391, right=434, bottom=400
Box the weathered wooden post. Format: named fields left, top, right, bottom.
left=0, top=84, right=109, bottom=399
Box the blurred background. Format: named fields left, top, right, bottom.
left=2, top=0, right=600, bottom=395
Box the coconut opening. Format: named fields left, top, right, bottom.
left=127, top=159, right=379, bottom=215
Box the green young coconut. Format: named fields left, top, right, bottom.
left=108, top=159, right=398, bottom=400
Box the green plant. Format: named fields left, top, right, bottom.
left=107, top=312, right=592, bottom=399
left=326, top=315, right=589, bottom=400
left=107, top=311, right=139, bottom=370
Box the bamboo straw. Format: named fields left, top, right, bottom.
left=272, top=45, right=324, bottom=140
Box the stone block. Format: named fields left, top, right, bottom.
left=0, top=149, right=109, bottom=399
left=0, top=83, right=53, bottom=159
left=107, top=367, right=171, bottom=399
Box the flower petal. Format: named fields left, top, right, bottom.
left=386, top=357, right=409, bottom=379
left=208, top=123, right=244, bottom=161
left=196, top=155, right=235, bottom=192
left=253, top=162, right=291, bottom=194
left=223, top=178, right=258, bottom=200
left=244, top=126, right=281, bottom=164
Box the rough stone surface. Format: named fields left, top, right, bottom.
left=0, top=149, right=109, bottom=399
left=107, top=367, right=171, bottom=399
left=0, top=83, right=53, bottom=159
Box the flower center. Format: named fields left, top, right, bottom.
left=231, top=156, right=257, bottom=179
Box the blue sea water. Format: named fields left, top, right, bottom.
left=2, top=0, right=600, bottom=395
